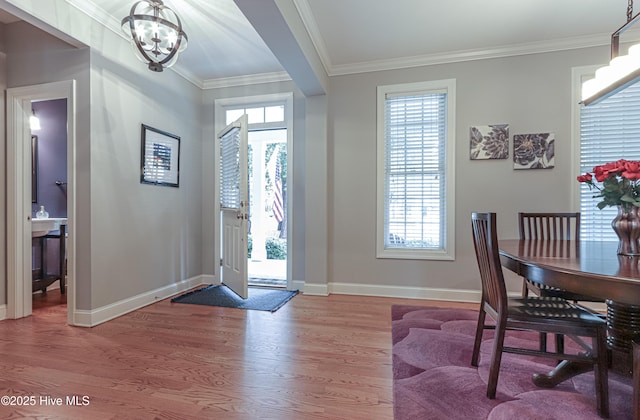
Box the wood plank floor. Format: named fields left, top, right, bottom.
left=1, top=289, right=476, bottom=419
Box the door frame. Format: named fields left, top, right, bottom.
left=213, top=92, right=294, bottom=289
left=6, top=80, right=76, bottom=323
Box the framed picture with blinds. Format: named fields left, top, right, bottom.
left=140, top=124, right=180, bottom=187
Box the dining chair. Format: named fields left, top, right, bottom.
left=519, top=212, right=605, bottom=352
left=471, top=212, right=609, bottom=418
left=519, top=212, right=583, bottom=298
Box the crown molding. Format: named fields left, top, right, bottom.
left=330, top=33, right=619, bottom=76
left=202, top=71, right=292, bottom=90
left=292, top=0, right=331, bottom=76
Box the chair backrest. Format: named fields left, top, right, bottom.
left=518, top=212, right=580, bottom=241
left=471, top=212, right=508, bottom=317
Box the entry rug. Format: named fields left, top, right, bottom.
left=392, top=305, right=633, bottom=419
left=171, top=285, right=298, bottom=312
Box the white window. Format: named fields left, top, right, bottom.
left=376, top=79, right=456, bottom=260
left=225, top=104, right=285, bottom=126
left=577, top=72, right=640, bottom=240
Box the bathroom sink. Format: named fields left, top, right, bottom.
left=32, top=218, right=67, bottom=238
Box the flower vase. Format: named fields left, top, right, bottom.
left=611, top=205, right=640, bottom=256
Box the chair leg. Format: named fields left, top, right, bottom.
left=471, top=307, right=486, bottom=367
left=593, top=328, right=609, bottom=419
left=539, top=332, right=547, bottom=352
left=487, top=320, right=506, bottom=399
left=554, top=334, right=564, bottom=354
left=521, top=279, right=529, bottom=297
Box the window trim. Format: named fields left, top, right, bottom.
left=571, top=65, right=600, bottom=214
left=376, top=79, right=456, bottom=260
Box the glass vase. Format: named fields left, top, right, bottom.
left=611, top=205, right=640, bottom=256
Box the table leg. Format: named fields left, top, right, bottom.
left=532, top=359, right=594, bottom=388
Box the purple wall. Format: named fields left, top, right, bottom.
left=31, top=98, right=67, bottom=218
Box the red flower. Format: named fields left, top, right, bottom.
left=578, top=159, right=640, bottom=211
left=577, top=173, right=592, bottom=183
left=623, top=160, right=640, bottom=180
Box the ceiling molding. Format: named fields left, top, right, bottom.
left=65, top=0, right=121, bottom=35
left=328, top=33, right=616, bottom=76
left=202, top=71, right=292, bottom=90
left=292, top=0, right=331, bottom=76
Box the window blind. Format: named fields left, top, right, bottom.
left=580, top=82, right=640, bottom=240
left=384, top=92, right=447, bottom=250
left=220, top=126, right=241, bottom=209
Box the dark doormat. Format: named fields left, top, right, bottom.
left=171, top=285, right=298, bottom=312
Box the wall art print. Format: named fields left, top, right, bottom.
left=140, top=124, right=181, bottom=187
left=513, top=132, right=555, bottom=170
left=469, top=124, right=509, bottom=160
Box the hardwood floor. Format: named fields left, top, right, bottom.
left=2, top=290, right=476, bottom=419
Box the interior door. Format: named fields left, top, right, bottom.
left=218, top=115, right=249, bottom=299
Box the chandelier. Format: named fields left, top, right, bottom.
left=121, top=0, right=188, bottom=72
left=582, top=0, right=640, bottom=105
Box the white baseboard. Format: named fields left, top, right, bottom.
left=0, top=304, right=7, bottom=321
left=72, top=275, right=207, bottom=327
left=302, top=282, right=329, bottom=296
left=328, top=282, right=482, bottom=303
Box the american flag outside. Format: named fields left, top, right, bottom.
left=272, top=152, right=284, bottom=223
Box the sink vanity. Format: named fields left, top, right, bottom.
left=32, top=217, right=67, bottom=238
left=31, top=218, right=67, bottom=294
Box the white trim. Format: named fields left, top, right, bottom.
left=203, top=72, right=292, bottom=90
left=328, top=282, right=480, bottom=303
left=331, top=34, right=614, bottom=77
left=6, top=80, right=76, bottom=323
left=0, top=304, right=7, bottom=321
left=376, top=79, right=456, bottom=261
left=214, top=92, right=296, bottom=290
left=72, top=275, right=207, bottom=327
left=570, top=64, right=600, bottom=212
left=302, top=283, right=329, bottom=296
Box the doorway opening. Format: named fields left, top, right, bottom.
left=247, top=129, right=287, bottom=288
left=6, top=80, right=76, bottom=323
left=215, top=93, right=293, bottom=292
left=30, top=98, right=68, bottom=312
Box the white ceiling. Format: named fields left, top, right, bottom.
left=4, top=0, right=639, bottom=87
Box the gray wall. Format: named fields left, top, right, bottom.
left=1, top=0, right=617, bottom=314
left=327, top=47, right=607, bottom=295
left=31, top=98, right=67, bottom=218
left=3, top=20, right=91, bottom=308
left=3, top=15, right=203, bottom=311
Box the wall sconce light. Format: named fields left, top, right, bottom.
left=582, top=0, right=640, bottom=105
left=30, top=110, right=41, bottom=131
left=121, top=0, right=188, bottom=72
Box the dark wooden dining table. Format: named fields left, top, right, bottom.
left=499, top=239, right=640, bottom=419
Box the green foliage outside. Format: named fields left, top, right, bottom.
left=247, top=235, right=286, bottom=260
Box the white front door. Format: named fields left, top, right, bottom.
left=218, top=115, right=249, bottom=299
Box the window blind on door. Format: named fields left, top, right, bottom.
left=220, top=126, right=241, bottom=209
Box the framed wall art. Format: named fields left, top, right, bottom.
left=140, top=124, right=181, bottom=187
left=470, top=124, right=509, bottom=160
left=513, top=132, right=555, bottom=169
